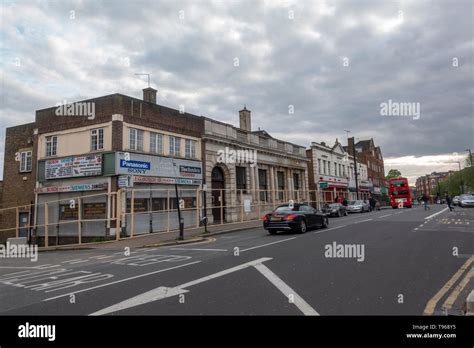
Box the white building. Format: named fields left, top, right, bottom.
left=307, top=140, right=371, bottom=205
left=202, top=107, right=309, bottom=223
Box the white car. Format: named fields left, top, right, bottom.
left=459, top=195, right=474, bottom=208
left=452, top=196, right=460, bottom=206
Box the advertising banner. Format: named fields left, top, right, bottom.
left=45, top=155, right=102, bottom=179
left=115, top=152, right=202, bottom=180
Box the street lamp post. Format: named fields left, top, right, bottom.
left=456, top=161, right=464, bottom=195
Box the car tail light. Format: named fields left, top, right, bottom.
left=263, top=215, right=269, bottom=222
left=285, top=215, right=297, bottom=220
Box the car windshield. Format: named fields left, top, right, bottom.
left=349, top=201, right=362, bottom=205
left=328, top=204, right=339, bottom=208
left=274, top=206, right=295, bottom=212
left=462, top=195, right=474, bottom=200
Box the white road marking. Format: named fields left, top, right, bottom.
left=89, top=257, right=271, bottom=316
left=43, top=260, right=201, bottom=302
left=95, top=255, right=116, bottom=260
left=89, top=255, right=109, bottom=259
left=313, top=225, right=346, bottom=234
left=379, top=214, right=392, bottom=218
left=240, top=238, right=296, bottom=252
left=90, top=287, right=189, bottom=316
left=61, top=259, right=84, bottom=264
left=354, top=219, right=373, bottom=224
left=253, top=263, right=319, bottom=316
left=169, top=248, right=228, bottom=252
left=425, top=208, right=449, bottom=220
left=36, top=264, right=61, bottom=269
left=68, top=260, right=90, bottom=264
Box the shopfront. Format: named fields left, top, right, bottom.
left=114, top=152, right=203, bottom=235
left=318, top=175, right=349, bottom=203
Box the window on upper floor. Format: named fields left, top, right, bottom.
left=129, top=128, right=144, bottom=151
left=20, top=151, right=32, bottom=172
left=46, top=136, right=57, bottom=157
left=150, top=132, right=164, bottom=154
left=169, top=136, right=181, bottom=157
left=185, top=139, right=197, bottom=159
left=90, top=128, right=104, bottom=151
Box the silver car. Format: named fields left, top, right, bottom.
left=459, top=195, right=474, bottom=208
left=346, top=200, right=370, bottom=213
left=452, top=196, right=460, bottom=206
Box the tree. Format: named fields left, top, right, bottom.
left=465, top=153, right=472, bottom=167
left=385, top=169, right=402, bottom=180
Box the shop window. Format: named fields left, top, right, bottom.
left=59, top=204, right=78, bottom=220
left=126, top=198, right=148, bottom=213
left=83, top=202, right=107, bottom=219
left=151, top=198, right=167, bottom=211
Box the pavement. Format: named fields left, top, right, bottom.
left=0, top=204, right=473, bottom=315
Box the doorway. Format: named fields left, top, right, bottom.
left=211, top=166, right=225, bottom=222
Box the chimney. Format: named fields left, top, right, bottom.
left=348, top=137, right=355, bottom=156
left=239, top=106, right=251, bottom=132
left=143, top=87, right=157, bottom=104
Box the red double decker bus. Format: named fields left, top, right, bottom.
left=388, top=177, right=412, bottom=208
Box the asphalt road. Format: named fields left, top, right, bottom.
left=1, top=204, right=473, bottom=315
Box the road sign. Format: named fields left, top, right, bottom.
left=319, top=182, right=328, bottom=189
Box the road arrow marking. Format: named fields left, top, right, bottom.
left=90, top=257, right=273, bottom=315
left=254, top=263, right=319, bottom=316
left=90, top=287, right=189, bottom=316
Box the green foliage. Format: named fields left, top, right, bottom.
left=385, top=169, right=402, bottom=180
left=438, top=167, right=474, bottom=196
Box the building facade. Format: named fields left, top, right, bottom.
left=1, top=88, right=205, bottom=244
left=415, top=171, right=454, bottom=202
left=307, top=139, right=370, bottom=205
left=345, top=137, right=388, bottom=202
left=202, top=107, right=309, bottom=223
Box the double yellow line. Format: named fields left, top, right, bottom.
left=423, top=256, right=474, bottom=315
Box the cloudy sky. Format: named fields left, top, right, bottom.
left=1, top=0, right=473, bottom=183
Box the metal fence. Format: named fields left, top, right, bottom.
left=0, top=188, right=375, bottom=247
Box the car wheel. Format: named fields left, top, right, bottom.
left=268, top=230, right=278, bottom=235
left=299, top=220, right=307, bottom=233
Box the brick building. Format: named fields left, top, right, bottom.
left=345, top=137, right=388, bottom=202
left=415, top=171, right=454, bottom=202
left=1, top=88, right=204, bottom=244
left=1, top=88, right=312, bottom=244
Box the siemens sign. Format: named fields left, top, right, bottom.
left=120, top=160, right=151, bottom=174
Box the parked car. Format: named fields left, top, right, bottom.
left=322, top=203, right=348, bottom=217
left=263, top=203, right=329, bottom=234
left=346, top=200, right=370, bottom=213
left=459, top=194, right=474, bottom=208
left=452, top=196, right=460, bottom=206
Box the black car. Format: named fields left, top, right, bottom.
left=263, top=203, right=329, bottom=234
left=322, top=203, right=348, bottom=217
